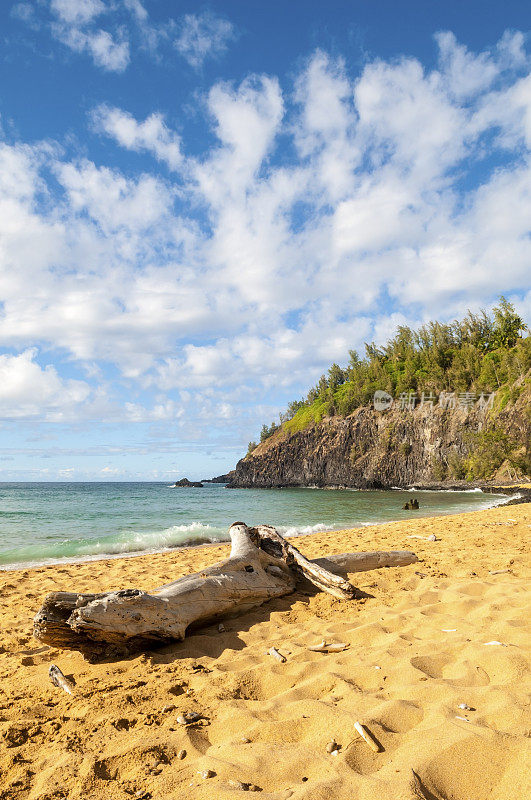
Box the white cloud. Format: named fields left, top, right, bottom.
left=14, top=2, right=237, bottom=73
left=52, top=21, right=130, bottom=72
left=122, top=0, right=147, bottom=23
left=50, top=0, right=105, bottom=26
left=92, top=105, right=182, bottom=170
left=0, top=31, right=529, bottom=440
left=174, top=11, right=236, bottom=68
left=435, top=31, right=500, bottom=99
left=193, top=74, right=284, bottom=208
left=0, top=349, right=91, bottom=419
left=14, top=0, right=132, bottom=72
left=436, top=29, right=528, bottom=100
left=57, top=159, right=173, bottom=232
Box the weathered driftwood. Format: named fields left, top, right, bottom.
left=33, top=522, right=417, bottom=657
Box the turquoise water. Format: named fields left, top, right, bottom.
left=0, top=482, right=513, bottom=569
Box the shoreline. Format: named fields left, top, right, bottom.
left=0, top=501, right=529, bottom=800
left=0, top=487, right=521, bottom=573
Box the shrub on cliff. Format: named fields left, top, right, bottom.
left=282, top=298, right=528, bottom=430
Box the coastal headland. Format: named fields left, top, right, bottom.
left=0, top=501, right=529, bottom=799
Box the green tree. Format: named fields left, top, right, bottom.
left=327, top=363, right=346, bottom=391
left=491, top=297, right=527, bottom=350
left=266, top=297, right=529, bottom=436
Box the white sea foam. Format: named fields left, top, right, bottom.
left=277, top=522, right=333, bottom=537
left=482, top=492, right=521, bottom=508
left=0, top=523, right=230, bottom=571
left=76, top=522, right=228, bottom=556
left=406, top=487, right=484, bottom=493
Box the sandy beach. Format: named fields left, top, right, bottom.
left=0, top=501, right=529, bottom=800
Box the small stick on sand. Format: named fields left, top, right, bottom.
left=308, top=640, right=349, bottom=652
left=353, top=721, right=381, bottom=752
left=49, top=664, right=74, bottom=695
left=269, top=647, right=286, bottom=663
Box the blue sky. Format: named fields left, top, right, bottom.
left=0, top=0, right=530, bottom=481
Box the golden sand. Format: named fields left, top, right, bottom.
left=0, top=503, right=529, bottom=799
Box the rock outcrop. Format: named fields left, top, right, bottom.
left=228, top=384, right=529, bottom=489
left=205, top=473, right=235, bottom=484
left=172, top=478, right=204, bottom=488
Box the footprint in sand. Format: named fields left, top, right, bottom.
left=418, top=734, right=524, bottom=800
left=410, top=654, right=491, bottom=686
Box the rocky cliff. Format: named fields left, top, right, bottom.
left=229, top=384, right=530, bottom=489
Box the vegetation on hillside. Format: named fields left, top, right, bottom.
left=247, top=298, right=530, bottom=479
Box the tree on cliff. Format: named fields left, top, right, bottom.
left=249, top=299, right=530, bottom=470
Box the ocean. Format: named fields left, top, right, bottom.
left=0, top=482, right=514, bottom=570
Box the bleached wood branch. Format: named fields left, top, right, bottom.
left=33, top=522, right=417, bottom=657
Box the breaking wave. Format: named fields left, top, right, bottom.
left=277, top=522, right=333, bottom=537
left=76, top=522, right=229, bottom=556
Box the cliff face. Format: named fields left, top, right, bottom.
left=229, top=387, right=530, bottom=488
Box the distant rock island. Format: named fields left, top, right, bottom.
left=172, top=478, right=204, bottom=488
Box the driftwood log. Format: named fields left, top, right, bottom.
left=33, top=522, right=417, bottom=658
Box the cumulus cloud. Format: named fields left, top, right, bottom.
left=47, top=0, right=130, bottom=72
left=174, top=11, right=237, bottom=68
left=56, top=159, right=174, bottom=232
left=92, top=105, right=183, bottom=170
left=0, top=31, right=530, bottom=445
left=0, top=349, right=91, bottom=419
